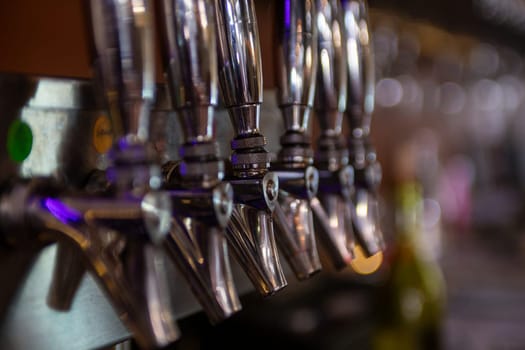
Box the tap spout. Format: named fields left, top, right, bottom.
left=227, top=173, right=287, bottom=296
left=164, top=182, right=241, bottom=324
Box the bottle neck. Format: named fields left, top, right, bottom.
left=395, top=181, right=423, bottom=246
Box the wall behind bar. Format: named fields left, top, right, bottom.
left=0, top=0, right=278, bottom=88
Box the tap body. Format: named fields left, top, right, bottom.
left=342, top=0, right=385, bottom=255
left=215, top=0, right=287, bottom=296
left=35, top=0, right=182, bottom=347
left=311, top=0, right=356, bottom=270
left=271, top=0, right=322, bottom=280
left=157, top=0, right=241, bottom=323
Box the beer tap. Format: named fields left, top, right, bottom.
left=215, top=0, right=287, bottom=296
left=271, top=0, right=322, bottom=280
left=0, top=0, right=181, bottom=348
left=342, top=0, right=385, bottom=256
left=157, top=0, right=242, bottom=324
left=310, top=0, right=356, bottom=270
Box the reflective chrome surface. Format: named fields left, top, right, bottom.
left=226, top=172, right=287, bottom=296
left=158, top=0, right=217, bottom=144
left=89, top=0, right=156, bottom=143
left=215, top=0, right=263, bottom=137
left=342, top=0, right=375, bottom=138
left=342, top=0, right=385, bottom=256
left=158, top=0, right=241, bottom=323
left=311, top=167, right=355, bottom=269
left=272, top=1, right=323, bottom=280
left=312, top=0, right=355, bottom=270
left=164, top=181, right=242, bottom=324
left=273, top=168, right=322, bottom=279
left=215, top=0, right=288, bottom=295
left=37, top=1, right=180, bottom=347
left=276, top=0, right=317, bottom=136
left=315, top=0, right=347, bottom=136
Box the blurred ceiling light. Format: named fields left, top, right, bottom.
left=469, top=44, right=500, bottom=77
left=376, top=78, right=403, bottom=108
left=475, top=0, right=525, bottom=34
left=471, top=78, right=503, bottom=112
left=398, top=74, right=423, bottom=113
left=439, top=82, right=466, bottom=115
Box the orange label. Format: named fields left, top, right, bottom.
left=93, top=115, right=113, bottom=154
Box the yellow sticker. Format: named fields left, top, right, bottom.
left=350, top=245, right=383, bottom=275
left=93, top=115, right=113, bottom=154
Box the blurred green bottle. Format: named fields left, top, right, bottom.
left=373, top=182, right=446, bottom=350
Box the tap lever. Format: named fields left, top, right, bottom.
left=342, top=0, right=375, bottom=137
left=215, top=0, right=271, bottom=176
left=88, top=0, right=156, bottom=144
left=276, top=0, right=318, bottom=139
left=158, top=0, right=220, bottom=162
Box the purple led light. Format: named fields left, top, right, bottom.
left=43, top=198, right=82, bottom=224
left=284, top=0, right=291, bottom=28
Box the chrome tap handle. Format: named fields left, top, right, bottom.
left=342, top=0, right=385, bottom=256
left=158, top=0, right=242, bottom=323
left=310, top=0, right=355, bottom=269
left=215, top=0, right=287, bottom=294
left=342, top=0, right=374, bottom=138
left=158, top=0, right=218, bottom=145
left=276, top=0, right=317, bottom=139
left=88, top=0, right=156, bottom=143
left=315, top=0, right=347, bottom=137
left=215, top=0, right=262, bottom=138
left=271, top=1, right=323, bottom=280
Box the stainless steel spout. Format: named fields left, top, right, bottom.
left=311, top=0, right=355, bottom=270
left=0, top=182, right=179, bottom=349
left=342, top=0, right=385, bottom=256
left=164, top=182, right=240, bottom=324
left=157, top=0, right=241, bottom=323
left=272, top=0, right=322, bottom=280
left=215, top=0, right=287, bottom=296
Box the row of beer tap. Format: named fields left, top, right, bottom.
left=0, top=0, right=384, bottom=348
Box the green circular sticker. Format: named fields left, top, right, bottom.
left=7, top=119, right=33, bottom=163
